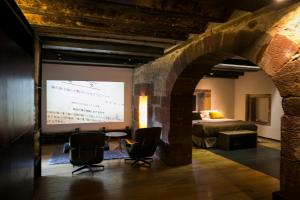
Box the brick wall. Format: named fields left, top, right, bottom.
left=133, top=2, right=300, bottom=197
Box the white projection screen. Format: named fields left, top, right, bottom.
left=47, top=80, right=124, bottom=124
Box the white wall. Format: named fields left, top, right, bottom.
left=195, top=78, right=235, bottom=118
left=42, top=64, right=133, bottom=133
left=234, top=71, right=283, bottom=140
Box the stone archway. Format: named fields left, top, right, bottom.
left=133, top=2, right=300, bottom=199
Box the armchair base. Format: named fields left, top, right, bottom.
left=125, top=157, right=153, bottom=166
left=72, top=164, right=104, bottom=175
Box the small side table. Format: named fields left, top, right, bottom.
left=105, top=132, right=127, bottom=151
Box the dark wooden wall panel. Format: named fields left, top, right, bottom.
left=0, top=131, right=34, bottom=199
left=0, top=1, right=35, bottom=199
left=0, top=29, right=35, bottom=199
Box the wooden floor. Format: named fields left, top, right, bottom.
left=257, top=137, right=281, bottom=150
left=35, top=139, right=280, bottom=200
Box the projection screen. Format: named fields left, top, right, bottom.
left=46, top=80, right=124, bottom=124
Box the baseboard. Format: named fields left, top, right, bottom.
left=258, top=136, right=281, bottom=143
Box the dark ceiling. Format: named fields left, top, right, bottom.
left=16, top=0, right=272, bottom=71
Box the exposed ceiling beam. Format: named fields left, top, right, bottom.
left=44, top=49, right=157, bottom=62
left=212, top=57, right=260, bottom=72
left=43, top=44, right=162, bottom=58
left=42, top=46, right=156, bottom=68
left=36, top=27, right=181, bottom=47
left=43, top=59, right=136, bottom=68
left=213, top=64, right=260, bottom=71
left=42, top=49, right=146, bottom=68
left=205, top=70, right=244, bottom=79
left=39, top=35, right=177, bottom=49
left=42, top=38, right=164, bottom=58
left=39, top=27, right=166, bottom=68
left=222, top=58, right=257, bottom=66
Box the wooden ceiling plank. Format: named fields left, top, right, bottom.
left=104, top=0, right=230, bottom=17
left=16, top=0, right=232, bottom=40
left=16, top=0, right=230, bottom=20
left=24, top=12, right=202, bottom=40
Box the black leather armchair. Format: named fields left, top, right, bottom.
left=69, top=132, right=105, bottom=174
left=125, top=127, right=162, bottom=166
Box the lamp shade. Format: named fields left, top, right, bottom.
left=139, top=96, right=148, bottom=128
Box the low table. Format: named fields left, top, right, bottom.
left=105, top=132, right=127, bottom=151
left=217, top=130, right=257, bottom=150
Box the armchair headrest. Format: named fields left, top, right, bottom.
left=135, top=127, right=162, bottom=143
left=69, top=132, right=105, bottom=148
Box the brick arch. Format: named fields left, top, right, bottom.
left=165, top=18, right=299, bottom=200
left=161, top=28, right=271, bottom=164
left=164, top=31, right=299, bottom=160
left=133, top=3, right=300, bottom=199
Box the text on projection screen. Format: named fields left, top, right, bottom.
left=47, top=80, right=124, bottom=124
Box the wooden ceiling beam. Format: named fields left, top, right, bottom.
left=43, top=59, right=136, bottom=68
left=45, top=49, right=157, bottom=61
left=43, top=38, right=164, bottom=54
left=36, top=27, right=180, bottom=45
left=206, top=70, right=244, bottom=79
left=212, top=66, right=259, bottom=72
left=42, top=50, right=150, bottom=68
left=43, top=44, right=162, bottom=58
left=39, top=35, right=177, bottom=49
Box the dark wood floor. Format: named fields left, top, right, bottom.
left=34, top=139, right=280, bottom=200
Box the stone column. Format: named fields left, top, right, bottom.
left=271, top=50, right=300, bottom=200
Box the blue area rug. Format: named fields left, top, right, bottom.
left=48, top=147, right=129, bottom=165
left=208, top=145, right=280, bottom=178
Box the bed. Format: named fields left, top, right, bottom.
left=192, top=111, right=257, bottom=148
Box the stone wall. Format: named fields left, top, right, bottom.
left=133, top=2, right=300, bottom=198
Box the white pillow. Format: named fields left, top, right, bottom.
left=200, top=110, right=218, bottom=119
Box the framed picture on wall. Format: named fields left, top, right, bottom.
left=246, top=94, right=271, bottom=125
left=193, top=89, right=211, bottom=111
